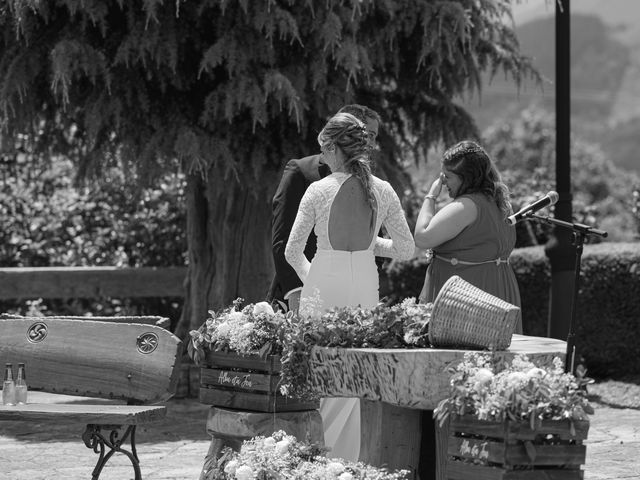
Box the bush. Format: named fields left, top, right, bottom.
left=0, top=155, right=187, bottom=326
left=385, top=242, right=640, bottom=378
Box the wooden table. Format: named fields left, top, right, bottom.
left=308, top=334, right=567, bottom=479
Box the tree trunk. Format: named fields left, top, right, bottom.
left=175, top=171, right=276, bottom=342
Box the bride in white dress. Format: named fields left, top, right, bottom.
left=285, top=112, right=414, bottom=461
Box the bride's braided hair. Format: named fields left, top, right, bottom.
left=317, top=112, right=375, bottom=208
left=442, top=140, right=513, bottom=218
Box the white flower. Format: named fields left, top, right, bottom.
left=215, top=321, right=232, bottom=338
left=234, top=465, right=253, bottom=480
left=262, top=437, right=276, bottom=448
left=507, top=371, right=527, bottom=385
left=223, top=459, right=238, bottom=476
left=253, top=301, right=275, bottom=316
left=338, top=473, right=354, bottom=480
left=472, top=368, right=494, bottom=387
left=227, top=311, right=245, bottom=322
left=327, top=461, right=345, bottom=476
left=239, top=442, right=255, bottom=454
left=525, top=367, right=546, bottom=380
left=275, top=438, right=291, bottom=454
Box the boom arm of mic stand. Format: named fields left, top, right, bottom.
left=527, top=213, right=608, bottom=374
left=528, top=213, right=608, bottom=238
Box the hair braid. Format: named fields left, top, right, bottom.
left=318, top=112, right=376, bottom=208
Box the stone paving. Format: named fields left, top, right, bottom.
left=0, top=392, right=639, bottom=480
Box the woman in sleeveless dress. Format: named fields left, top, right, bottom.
left=285, top=112, right=414, bottom=461
left=414, top=140, right=522, bottom=333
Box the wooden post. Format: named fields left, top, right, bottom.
left=200, top=407, right=324, bottom=480
left=359, top=400, right=422, bottom=479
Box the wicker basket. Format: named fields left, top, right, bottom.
left=429, top=275, right=519, bottom=350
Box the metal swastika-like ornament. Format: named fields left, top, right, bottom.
left=136, top=332, right=159, bottom=354
left=27, top=322, right=48, bottom=343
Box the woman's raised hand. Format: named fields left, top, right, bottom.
left=427, top=173, right=444, bottom=198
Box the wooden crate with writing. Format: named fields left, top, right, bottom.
left=445, top=415, right=589, bottom=480
left=199, top=351, right=318, bottom=412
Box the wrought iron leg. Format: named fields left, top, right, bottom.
left=82, top=424, right=142, bottom=480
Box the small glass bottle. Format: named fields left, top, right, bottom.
left=15, top=363, right=28, bottom=405
left=2, top=363, right=15, bottom=406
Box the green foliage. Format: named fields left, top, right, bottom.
left=0, top=156, right=186, bottom=267
left=0, top=154, right=186, bottom=322
left=483, top=105, right=640, bottom=245
left=190, top=297, right=432, bottom=400
left=384, top=256, right=428, bottom=304
left=0, top=1, right=542, bottom=331
left=435, top=352, right=592, bottom=427
left=385, top=242, right=640, bottom=378
left=508, top=246, right=550, bottom=338
left=0, top=0, right=539, bottom=186
left=206, top=430, right=409, bottom=480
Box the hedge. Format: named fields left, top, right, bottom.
left=385, top=242, right=640, bottom=378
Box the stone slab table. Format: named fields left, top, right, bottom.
left=308, top=334, right=567, bottom=479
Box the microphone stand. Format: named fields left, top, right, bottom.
left=526, top=212, right=608, bottom=374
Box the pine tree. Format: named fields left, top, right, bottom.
left=0, top=1, right=538, bottom=337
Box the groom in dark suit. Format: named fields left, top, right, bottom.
left=268, top=104, right=381, bottom=311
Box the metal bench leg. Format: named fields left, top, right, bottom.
left=82, top=424, right=141, bottom=480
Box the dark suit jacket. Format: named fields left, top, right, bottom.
left=268, top=154, right=330, bottom=303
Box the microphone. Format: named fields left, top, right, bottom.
left=507, top=191, right=559, bottom=225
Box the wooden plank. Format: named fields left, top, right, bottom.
left=198, top=387, right=318, bottom=412
left=447, top=462, right=584, bottom=480
left=448, top=437, right=586, bottom=467
left=504, top=444, right=586, bottom=466
left=505, top=419, right=590, bottom=441
left=308, top=335, right=566, bottom=410
left=449, top=417, right=508, bottom=438
left=0, top=266, right=186, bottom=299
left=203, top=351, right=281, bottom=372
left=359, top=400, right=421, bottom=477
left=446, top=461, right=506, bottom=480
left=435, top=415, right=450, bottom=480
left=0, top=317, right=182, bottom=402
left=200, top=368, right=277, bottom=394
left=449, top=417, right=590, bottom=442
left=448, top=436, right=505, bottom=464
left=0, top=403, right=166, bottom=424
left=205, top=406, right=323, bottom=443
left=1, top=314, right=169, bottom=328
left=502, top=469, right=584, bottom=480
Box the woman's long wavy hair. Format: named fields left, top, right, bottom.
left=317, top=112, right=375, bottom=208
left=442, top=140, right=512, bottom=218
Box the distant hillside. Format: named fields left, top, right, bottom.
left=463, top=14, right=630, bottom=128
left=460, top=11, right=640, bottom=173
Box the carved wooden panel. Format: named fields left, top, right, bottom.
left=0, top=317, right=182, bottom=402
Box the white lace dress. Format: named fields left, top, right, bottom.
left=285, top=172, right=414, bottom=461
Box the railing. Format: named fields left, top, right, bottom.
left=0, top=267, right=187, bottom=300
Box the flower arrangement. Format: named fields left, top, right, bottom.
left=188, top=298, right=290, bottom=366
left=188, top=297, right=432, bottom=399
left=203, top=430, right=410, bottom=480
left=279, top=298, right=431, bottom=399
left=434, top=352, right=594, bottom=429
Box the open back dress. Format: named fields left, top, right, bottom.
left=285, top=172, right=413, bottom=461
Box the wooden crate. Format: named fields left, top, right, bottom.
left=446, top=415, right=589, bottom=480
left=199, top=351, right=318, bottom=412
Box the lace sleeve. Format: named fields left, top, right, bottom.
left=374, top=183, right=415, bottom=260
left=284, top=184, right=317, bottom=283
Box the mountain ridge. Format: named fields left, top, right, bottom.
left=462, top=4, right=640, bottom=173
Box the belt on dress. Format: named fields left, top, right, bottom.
left=434, top=254, right=510, bottom=266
